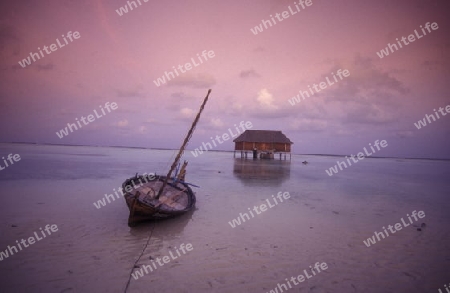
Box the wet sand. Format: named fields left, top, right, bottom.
left=0, top=144, right=449, bottom=292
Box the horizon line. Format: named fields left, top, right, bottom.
left=1, top=141, right=449, bottom=161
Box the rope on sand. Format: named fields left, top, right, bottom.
left=123, top=224, right=155, bottom=293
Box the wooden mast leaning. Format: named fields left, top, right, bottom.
left=156, top=89, right=212, bottom=199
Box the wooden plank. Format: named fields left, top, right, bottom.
left=155, top=187, right=188, bottom=210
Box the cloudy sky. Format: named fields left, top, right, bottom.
left=1, top=0, right=449, bottom=158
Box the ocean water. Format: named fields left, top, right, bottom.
left=0, top=143, right=449, bottom=293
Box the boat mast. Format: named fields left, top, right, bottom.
left=156, top=89, right=212, bottom=199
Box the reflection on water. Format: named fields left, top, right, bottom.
left=129, top=208, right=195, bottom=241
left=233, top=158, right=291, bottom=186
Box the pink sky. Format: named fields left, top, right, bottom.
left=0, top=0, right=449, bottom=158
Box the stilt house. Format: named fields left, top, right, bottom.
left=233, top=130, right=293, bottom=160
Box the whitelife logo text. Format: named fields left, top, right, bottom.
left=153, top=50, right=215, bottom=87
left=56, top=102, right=118, bottom=139
left=18, top=31, right=81, bottom=68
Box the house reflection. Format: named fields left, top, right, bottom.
left=233, top=158, right=291, bottom=186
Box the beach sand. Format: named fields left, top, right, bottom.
left=0, top=143, right=449, bottom=293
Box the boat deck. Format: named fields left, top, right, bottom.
left=130, top=180, right=190, bottom=212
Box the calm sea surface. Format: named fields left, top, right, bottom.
left=0, top=143, right=449, bottom=293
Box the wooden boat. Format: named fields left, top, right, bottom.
left=123, top=172, right=196, bottom=226
left=123, top=89, right=212, bottom=227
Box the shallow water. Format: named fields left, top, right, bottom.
left=0, top=143, right=449, bottom=293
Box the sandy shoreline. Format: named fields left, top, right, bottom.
left=0, top=145, right=449, bottom=292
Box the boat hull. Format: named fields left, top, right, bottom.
left=122, top=174, right=196, bottom=226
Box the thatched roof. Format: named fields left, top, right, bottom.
left=233, top=130, right=293, bottom=144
